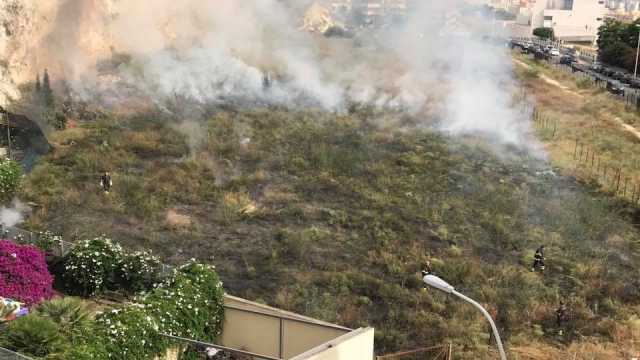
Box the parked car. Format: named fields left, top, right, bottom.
left=560, top=55, right=576, bottom=65
left=549, top=48, right=561, bottom=57
left=590, top=61, right=602, bottom=72
left=629, top=78, right=640, bottom=89
left=607, top=80, right=625, bottom=96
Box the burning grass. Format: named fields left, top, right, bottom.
left=17, top=107, right=640, bottom=358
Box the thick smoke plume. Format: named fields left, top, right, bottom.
left=1, top=0, right=537, bottom=150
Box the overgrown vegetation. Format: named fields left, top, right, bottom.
left=19, top=107, right=640, bottom=358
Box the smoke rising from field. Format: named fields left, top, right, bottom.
left=0, top=200, right=28, bottom=227
left=1, top=0, right=537, bottom=150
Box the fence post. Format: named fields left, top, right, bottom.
left=579, top=145, right=584, bottom=162
left=574, top=140, right=578, bottom=159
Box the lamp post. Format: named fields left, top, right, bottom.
left=634, top=24, right=640, bottom=78
left=422, top=274, right=507, bottom=360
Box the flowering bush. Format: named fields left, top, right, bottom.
left=71, top=261, right=225, bottom=360
left=62, top=237, right=164, bottom=296
left=34, top=231, right=63, bottom=253
left=0, top=158, right=22, bottom=203
left=62, top=236, right=125, bottom=296
left=0, top=240, right=53, bottom=305
left=119, top=250, right=162, bottom=292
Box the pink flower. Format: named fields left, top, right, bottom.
left=0, top=240, right=53, bottom=305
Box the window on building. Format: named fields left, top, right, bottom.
left=544, top=16, right=553, bottom=21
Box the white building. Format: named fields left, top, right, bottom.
left=512, top=0, right=608, bottom=42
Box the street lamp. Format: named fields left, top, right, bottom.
left=634, top=24, right=640, bottom=78
left=422, top=274, right=507, bottom=360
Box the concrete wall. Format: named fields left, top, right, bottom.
left=220, top=295, right=352, bottom=359
left=289, top=328, right=375, bottom=360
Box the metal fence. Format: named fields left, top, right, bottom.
left=0, top=225, right=75, bottom=257
left=161, top=333, right=281, bottom=360
left=376, top=344, right=452, bottom=360
left=0, top=348, right=34, bottom=360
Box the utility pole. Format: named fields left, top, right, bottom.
left=634, top=24, right=640, bottom=78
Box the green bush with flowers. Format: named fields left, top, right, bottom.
left=62, top=236, right=125, bottom=296
left=119, top=250, right=162, bottom=292
left=62, top=237, right=162, bottom=296
left=68, top=261, right=225, bottom=360
left=0, top=158, right=22, bottom=203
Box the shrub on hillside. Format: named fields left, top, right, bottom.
left=34, top=230, right=63, bottom=254
left=62, top=237, right=164, bottom=296
left=119, top=250, right=162, bottom=292
left=62, top=236, right=125, bottom=296
left=0, top=158, right=22, bottom=203
left=0, top=240, right=53, bottom=305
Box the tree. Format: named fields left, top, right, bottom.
left=42, top=69, right=54, bottom=108
left=533, top=27, right=554, bottom=40
left=35, top=73, right=41, bottom=93
left=597, top=19, right=639, bottom=71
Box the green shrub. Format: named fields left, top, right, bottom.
left=35, top=230, right=63, bottom=253
left=119, top=250, right=162, bottom=292
left=0, top=314, right=67, bottom=358
left=62, top=237, right=163, bottom=296
left=62, top=236, right=125, bottom=296
left=0, top=158, right=22, bottom=203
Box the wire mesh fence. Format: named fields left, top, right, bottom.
left=0, top=225, right=74, bottom=257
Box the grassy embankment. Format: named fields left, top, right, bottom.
left=514, top=52, right=640, bottom=203
left=17, top=103, right=640, bottom=358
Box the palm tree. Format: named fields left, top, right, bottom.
left=34, top=297, right=91, bottom=337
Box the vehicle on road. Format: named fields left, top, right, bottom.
left=607, top=80, right=625, bottom=96
left=630, top=78, right=640, bottom=89
left=559, top=55, right=575, bottom=65
left=549, top=48, right=560, bottom=57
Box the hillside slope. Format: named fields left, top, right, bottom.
left=20, top=108, right=640, bottom=358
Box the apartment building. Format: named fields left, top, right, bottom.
left=512, top=0, right=608, bottom=42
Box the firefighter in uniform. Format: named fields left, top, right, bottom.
left=532, top=245, right=545, bottom=272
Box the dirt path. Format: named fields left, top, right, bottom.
left=513, top=58, right=583, bottom=98
left=614, top=117, right=640, bottom=140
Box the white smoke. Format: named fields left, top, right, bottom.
left=0, top=200, right=28, bottom=227
left=1, top=0, right=539, bottom=150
